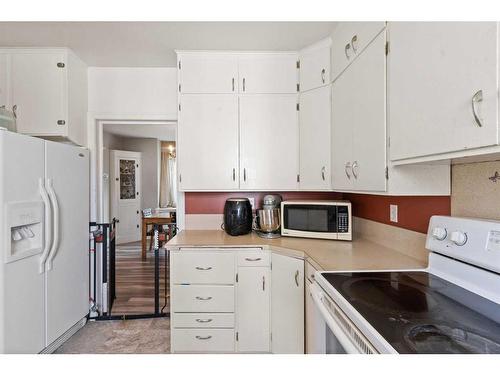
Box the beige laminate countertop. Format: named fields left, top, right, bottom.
left=166, top=230, right=427, bottom=271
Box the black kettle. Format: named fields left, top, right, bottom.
left=223, top=198, right=253, bottom=236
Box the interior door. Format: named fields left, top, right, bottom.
left=111, top=150, right=141, bottom=244
left=178, top=94, right=239, bottom=190
left=299, top=85, right=331, bottom=190
left=271, top=253, right=304, bottom=354
left=238, top=54, right=298, bottom=94
left=236, top=267, right=270, bottom=353
left=0, top=132, right=45, bottom=353
left=10, top=51, right=66, bottom=136
left=389, top=22, right=499, bottom=160
left=45, top=141, right=89, bottom=346
left=239, top=94, right=299, bottom=190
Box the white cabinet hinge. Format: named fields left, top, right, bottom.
left=178, top=84, right=181, bottom=92
left=179, top=174, right=182, bottom=183
left=178, top=60, right=181, bottom=69
left=178, top=103, right=181, bottom=111
left=385, top=167, right=389, bottom=180
left=296, top=60, right=300, bottom=69
left=296, top=83, right=300, bottom=92
left=236, top=273, right=238, bottom=282
left=296, top=103, right=300, bottom=111
left=236, top=332, right=239, bottom=341
left=385, top=41, right=390, bottom=56
left=297, top=174, right=300, bottom=183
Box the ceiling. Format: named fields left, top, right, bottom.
left=0, top=22, right=336, bottom=67
left=103, top=122, right=176, bottom=141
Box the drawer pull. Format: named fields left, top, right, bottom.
left=195, top=296, right=213, bottom=301
left=245, top=257, right=262, bottom=261
left=195, top=266, right=213, bottom=271
left=196, top=318, right=213, bottom=323
left=195, top=335, right=212, bottom=340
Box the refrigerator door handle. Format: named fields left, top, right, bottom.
left=46, top=178, right=60, bottom=271
left=38, top=178, right=53, bottom=274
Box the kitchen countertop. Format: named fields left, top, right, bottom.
left=165, top=230, right=427, bottom=271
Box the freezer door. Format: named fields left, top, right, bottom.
left=0, top=131, right=46, bottom=353
left=45, top=141, right=89, bottom=346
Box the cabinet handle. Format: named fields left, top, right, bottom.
left=195, top=335, right=212, bottom=340
left=12, top=104, right=17, bottom=119
left=243, top=78, right=246, bottom=92
left=352, top=161, right=358, bottom=179
left=195, top=318, right=213, bottom=323
left=472, top=90, right=483, bottom=127
left=195, top=296, right=212, bottom=300
left=244, top=257, right=261, bottom=261
left=321, top=68, right=326, bottom=84
left=321, top=166, right=326, bottom=181
left=243, top=168, right=246, bottom=182
left=232, top=168, right=236, bottom=181
left=295, top=270, right=299, bottom=287
left=232, top=77, right=235, bottom=92
left=345, top=162, right=352, bottom=179
left=262, top=276, right=265, bottom=291
left=351, top=35, right=358, bottom=53
left=345, top=43, right=351, bottom=59
left=195, top=266, right=212, bottom=271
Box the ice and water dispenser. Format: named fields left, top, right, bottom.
left=5, top=201, right=44, bottom=263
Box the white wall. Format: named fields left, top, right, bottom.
left=88, top=67, right=178, bottom=119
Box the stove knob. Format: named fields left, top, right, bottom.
left=432, top=227, right=447, bottom=241
left=450, top=231, right=467, bottom=246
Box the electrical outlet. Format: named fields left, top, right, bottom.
left=248, top=197, right=255, bottom=209
left=390, top=204, right=398, bottom=223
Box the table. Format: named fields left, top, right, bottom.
left=142, top=216, right=173, bottom=261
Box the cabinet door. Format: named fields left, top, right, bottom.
left=10, top=51, right=66, bottom=136
left=389, top=22, right=498, bottom=160
left=178, top=54, right=238, bottom=94
left=239, top=54, right=298, bottom=94
left=236, top=267, right=270, bottom=352
left=331, top=22, right=386, bottom=81
left=300, top=40, right=331, bottom=91
left=299, top=85, right=331, bottom=190
left=178, top=95, right=239, bottom=190
left=240, top=95, right=299, bottom=190
left=271, top=253, right=304, bottom=354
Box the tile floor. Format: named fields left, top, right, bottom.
left=54, top=318, right=170, bottom=354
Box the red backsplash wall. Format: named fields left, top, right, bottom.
left=185, top=192, right=451, bottom=234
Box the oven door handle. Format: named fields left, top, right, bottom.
left=310, top=282, right=361, bottom=354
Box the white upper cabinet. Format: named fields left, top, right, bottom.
left=331, top=22, right=386, bottom=81
left=239, top=95, right=299, bottom=190
left=178, top=53, right=238, bottom=94
left=271, top=253, right=304, bottom=354
left=178, top=94, right=239, bottom=190
left=299, top=85, right=331, bottom=190
left=332, top=31, right=387, bottom=192
left=0, top=48, right=87, bottom=146
left=238, top=53, right=298, bottom=94
left=299, top=38, right=331, bottom=91
left=389, top=22, right=499, bottom=162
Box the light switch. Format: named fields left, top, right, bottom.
left=390, top=204, right=398, bottom=223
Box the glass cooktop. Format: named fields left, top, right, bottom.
left=320, top=271, right=500, bottom=354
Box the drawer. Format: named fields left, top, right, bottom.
left=171, top=328, right=235, bottom=353
left=172, top=313, right=234, bottom=328
left=172, top=285, right=235, bottom=312
left=331, top=21, right=385, bottom=80
left=237, top=250, right=270, bottom=267
left=305, top=260, right=319, bottom=282
left=171, top=251, right=235, bottom=284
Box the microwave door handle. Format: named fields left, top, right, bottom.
left=310, top=283, right=361, bottom=354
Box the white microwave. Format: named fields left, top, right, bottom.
left=280, top=200, right=352, bottom=241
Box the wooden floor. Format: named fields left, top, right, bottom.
left=111, top=241, right=169, bottom=316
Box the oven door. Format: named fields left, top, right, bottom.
left=309, top=282, right=362, bottom=354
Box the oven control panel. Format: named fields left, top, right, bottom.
left=426, top=216, right=500, bottom=274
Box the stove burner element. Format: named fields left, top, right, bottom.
left=406, top=324, right=500, bottom=354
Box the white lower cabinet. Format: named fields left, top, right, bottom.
left=271, top=253, right=304, bottom=354
left=170, top=249, right=305, bottom=354
left=236, top=266, right=271, bottom=352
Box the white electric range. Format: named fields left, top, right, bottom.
left=311, top=216, right=500, bottom=354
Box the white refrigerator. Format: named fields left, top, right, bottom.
left=0, top=130, right=89, bottom=353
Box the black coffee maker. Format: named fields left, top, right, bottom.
left=223, top=198, right=253, bottom=236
